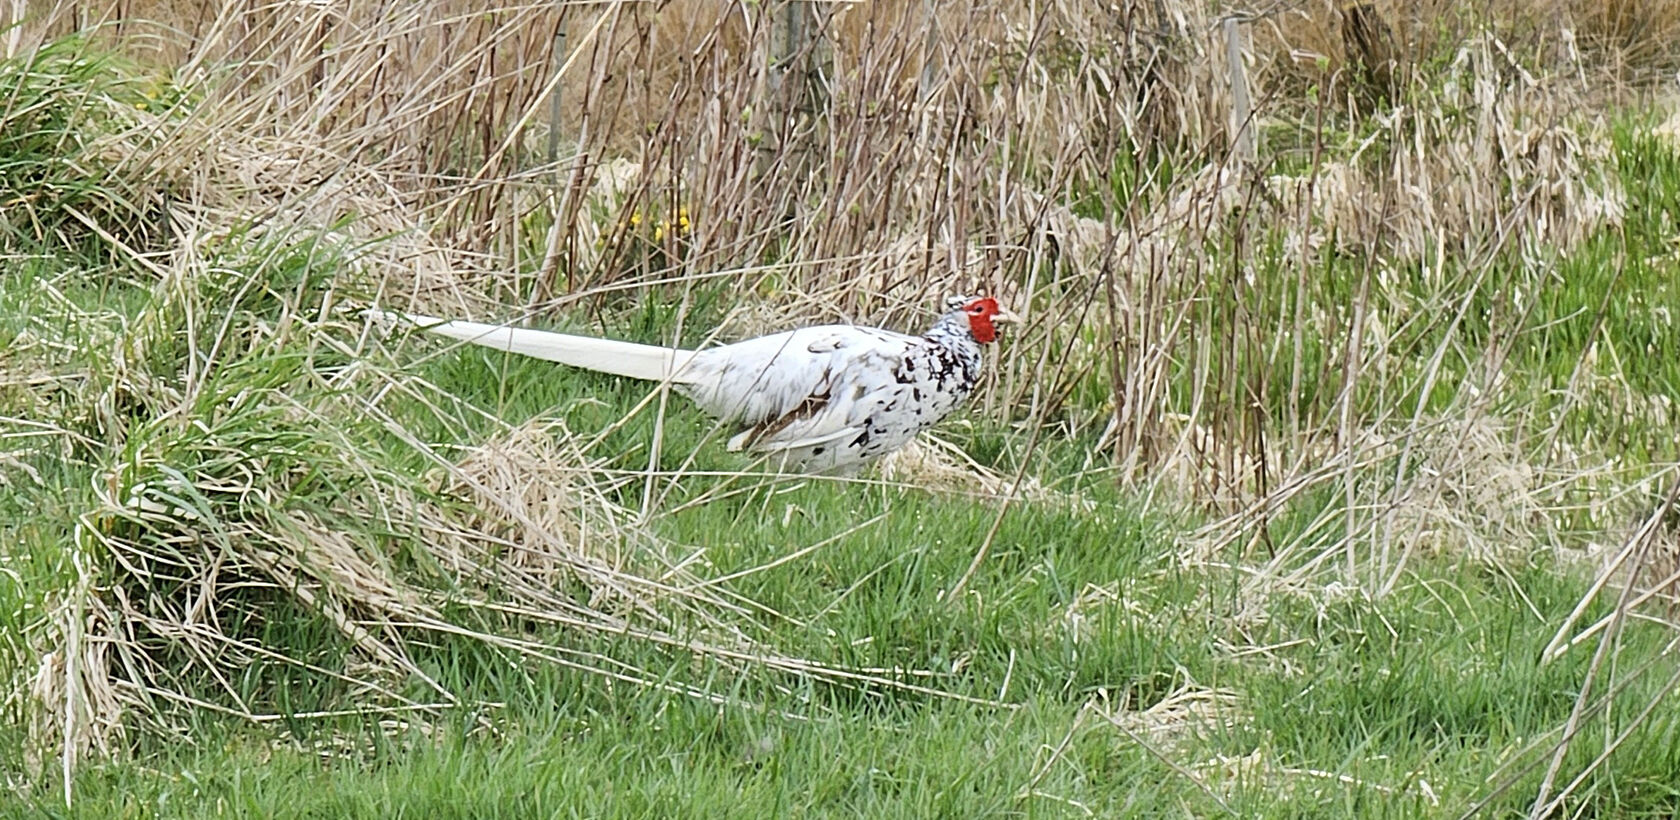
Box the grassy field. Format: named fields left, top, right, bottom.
left=5, top=1, right=1680, bottom=817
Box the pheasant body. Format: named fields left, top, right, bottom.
left=385, top=297, right=1013, bottom=474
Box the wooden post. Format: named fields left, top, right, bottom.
left=1224, top=17, right=1254, bottom=167
left=547, top=26, right=566, bottom=173
left=535, top=10, right=574, bottom=305
left=769, top=0, right=831, bottom=148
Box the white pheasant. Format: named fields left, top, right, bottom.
left=381, top=296, right=1018, bottom=474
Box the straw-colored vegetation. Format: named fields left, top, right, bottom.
left=3, top=0, right=1680, bottom=815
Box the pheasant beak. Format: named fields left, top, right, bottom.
left=992, top=307, right=1023, bottom=325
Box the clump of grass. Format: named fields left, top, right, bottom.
left=0, top=35, right=179, bottom=260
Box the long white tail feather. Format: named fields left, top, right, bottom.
left=386, top=311, right=702, bottom=384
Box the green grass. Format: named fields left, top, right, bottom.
left=0, top=34, right=180, bottom=259
left=9, top=511, right=1676, bottom=818
left=4, top=34, right=1680, bottom=820
left=5, top=269, right=1676, bottom=816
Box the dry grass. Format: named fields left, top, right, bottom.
left=8, top=1, right=1654, bottom=486
left=8, top=0, right=1680, bottom=807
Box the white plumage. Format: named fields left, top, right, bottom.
left=380, top=297, right=1016, bottom=473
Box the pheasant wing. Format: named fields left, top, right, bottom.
left=678, top=326, right=917, bottom=453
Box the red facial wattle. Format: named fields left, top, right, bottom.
left=964, top=297, right=1000, bottom=344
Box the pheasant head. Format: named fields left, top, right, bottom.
left=937, top=296, right=1020, bottom=344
